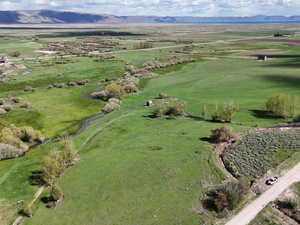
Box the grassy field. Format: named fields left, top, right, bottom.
left=0, top=58, right=125, bottom=137
left=25, top=53, right=300, bottom=224
left=1, top=25, right=300, bottom=225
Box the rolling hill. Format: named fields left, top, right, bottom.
left=0, top=10, right=300, bottom=24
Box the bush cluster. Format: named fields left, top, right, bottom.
left=91, top=75, right=140, bottom=113
left=102, top=98, right=121, bottom=114
left=142, top=57, right=196, bottom=71
left=0, top=121, right=43, bottom=160
left=152, top=98, right=187, bottom=118
left=205, top=182, right=247, bottom=214
left=276, top=200, right=300, bottom=223
left=48, top=80, right=90, bottom=89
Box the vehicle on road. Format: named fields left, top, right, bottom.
left=266, top=177, right=278, bottom=185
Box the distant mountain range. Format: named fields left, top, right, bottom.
left=0, top=10, right=300, bottom=24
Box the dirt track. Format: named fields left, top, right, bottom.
left=225, top=163, right=300, bottom=225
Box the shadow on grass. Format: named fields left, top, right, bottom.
left=199, top=137, right=216, bottom=144
left=258, top=74, right=300, bottom=88
left=201, top=190, right=218, bottom=212
left=249, top=109, right=283, bottom=119
left=185, top=114, right=205, bottom=121
left=28, top=170, right=44, bottom=186
left=254, top=54, right=300, bottom=68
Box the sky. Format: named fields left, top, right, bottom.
left=0, top=0, right=300, bottom=17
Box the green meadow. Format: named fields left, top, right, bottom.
left=1, top=26, right=300, bottom=225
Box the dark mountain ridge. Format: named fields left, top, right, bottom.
left=0, top=10, right=300, bottom=24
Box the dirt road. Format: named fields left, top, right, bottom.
left=225, top=163, right=300, bottom=225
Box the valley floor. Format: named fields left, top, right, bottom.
left=1, top=24, right=300, bottom=225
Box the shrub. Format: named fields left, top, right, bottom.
left=90, top=90, right=108, bottom=100
left=210, top=126, right=235, bottom=143
left=68, top=81, right=77, bottom=86
left=0, top=108, right=7, bottom=115
left=276, top=199, right=300, bottom=223
left=24, top=86, right=35, bottom=92
left=105, top=83, right=124, bottom=99
left=276, top=199, right=297, bottom=210
left=76, top=80, right=89, bottom=86
left=2, top=105, right=12, bottom=112
left=8, top=51, right=21, bottom=57
left=165, top=99, right=187, bottom=117
left=0, top=143, right=23, bottom=160
left=20, top=103, right=30, bottom=109
left=108, top=98, right=121, bottom=105
left=125, top=64, right=137, bottom=75
left=10, top=97, right=20, bottom=103
left=0, top=127, right=23, bottom=148
left=158, top=93, right=169, bottom=99
left=206, top=182, right=246, bottom=214
left=123, top=83, right=139, bottom=93
left=102, top=102, right=121, bottom=114
left=120, top=75, right=140, bottom=94
left=54, top=83, right=65, bottom=88
left=266, top=94, right=298, bottom=118
left=18, top=126, right=43, bottom=143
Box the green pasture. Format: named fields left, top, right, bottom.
left=1, top=28, right=300, bottom=225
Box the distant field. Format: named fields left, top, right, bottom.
left=1, top=24, right=300, bottom=225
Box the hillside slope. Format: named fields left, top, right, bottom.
left=0, top=10, right=300, bottom=24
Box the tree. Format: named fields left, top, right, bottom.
left=51, top=184, right=64, bottom=202
left=59, top=140, right=79, bottom=168
left=212, top=102, right=238, bottom=122
left=42, top=152, right=65, bottom=185
left=266, top=94, right=298, bottom=118
left=201, top=104, right=208, bottom=120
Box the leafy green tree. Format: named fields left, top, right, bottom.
left=59, top=140, right=79, bottom=168
left=201, top=104, right=208, bottom=120
left=42, top=152, right=64, bottom=186
left=266, top=94, right=298, bottom=118
left=51, top=183, right=64, bottom=202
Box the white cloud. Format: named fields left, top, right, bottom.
left=3, top=0, right=300, bottom=16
